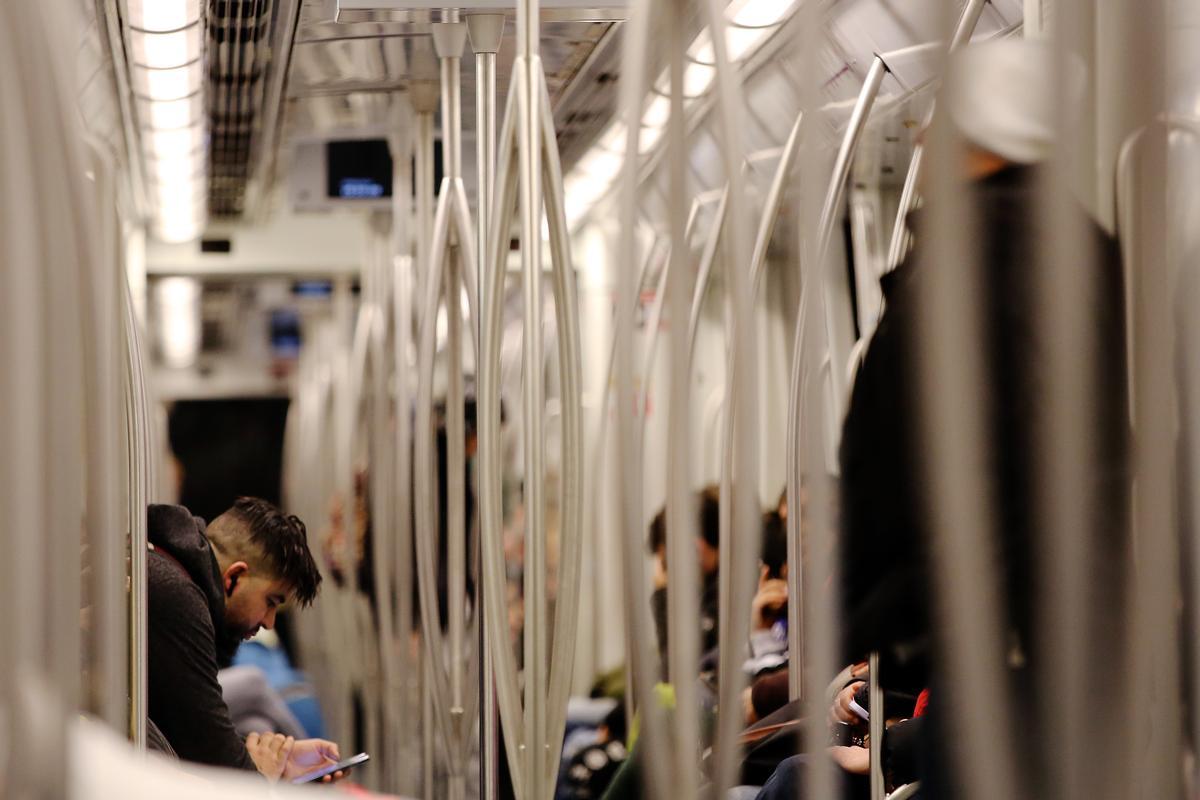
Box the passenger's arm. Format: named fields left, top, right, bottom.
left=147, top=581, right=258, bottom=772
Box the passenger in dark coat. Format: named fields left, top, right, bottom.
left=837, top=67, right=1131, bottom=800
left=147, top=499, right=341, bottom=780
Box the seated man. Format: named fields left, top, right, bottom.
left=147, top=497, right=343, bottom=781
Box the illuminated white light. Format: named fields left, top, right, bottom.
left=134, top=62, right=203, bottom=100
left=729, top=0, right=796, bottom=27
left=149, top=152, right=205, bottom=183
left=684, top=61, right=717, bottom=97
left=641, top=95, right=670, bottom=128
left=154, top=199, right=205, bottom=243
left=130, top=25, right=202, bottom=69
left=577, top=149, right=623, bottom=179
left=598, top=123, right=627, bottom=153
left=639, top=125, right=665, bottom=153
left=691, top=24, right=770, bottom=65
left=154, top=177, right=205, bottom=206
left=147, top=124, right=205, bottom=159
left=154, top=276, right=202, bottom=365
left=126, top=0, right=201, bottom=32
left=654, top=60, right=715, bottom=102
left=155, top=216, right=203, bottom=244
left=143, top=95, right=201, bottom=130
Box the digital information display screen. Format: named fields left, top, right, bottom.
left=326, top=139, right=393, bottom=199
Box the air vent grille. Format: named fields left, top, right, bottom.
left=207, top=0, right=274, bottom=217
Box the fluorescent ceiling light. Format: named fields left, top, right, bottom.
left=130, top=24, right=202, bottom=69
left=729, top=0, right=796, bottom=27
left=126, top=0, right=202, bottom=32
left=141, top=94, right=203, bottom=130
left=153, top=178, right=206, bottom=207
left=154, top=277, right=202, bottom=363
left=146, top=124, right=205, bottom=159
left=154, top=199, right=206, bottom=244
left=149, top=153, right=205, bottom=183
left=133, top=62, right=203, bottom=101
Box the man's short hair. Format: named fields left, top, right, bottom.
left=206, top=497, right=322, bottom=606
left=760, top=511, right=787, bottom=579
left=648, top=487, right=722, bottom=556
left=647, top=509, right=667, bottom=555
left=698, top=485, right=720, bottom=550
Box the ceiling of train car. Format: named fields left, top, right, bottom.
left=564, top=0, right=1025, bottom=231
left=248, top=2, right=628, bottom=215
left=112, top=0, right=1026, bottom=235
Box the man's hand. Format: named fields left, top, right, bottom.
left=246, top=732, right=294, bottom=783
left=283, top=738, right=347, bottom=784
left=827, top=745, right=870, bottom=775
left=829, top=680, right=866, bottom=725
left=750, top=577, right=788, bottom=631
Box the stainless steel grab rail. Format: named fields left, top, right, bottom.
left=413, top=17, right=482, bottom=800
left=469, top=14, right=505, bottom=800
left=478, top=3, right=586, bottom=795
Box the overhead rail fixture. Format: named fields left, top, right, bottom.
left=414, top=14, right=482, bottom=800
left=562, top=0, right=798, bottom=227
left=124, top=0, right=208, bottom=243
left=478, top=1, right=586, bottom=798
left=336, top=0, right=625, bottom=9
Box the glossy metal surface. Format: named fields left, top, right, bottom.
left=469, top=13, right=504, bottom=800
left=613, top=1, right=671, bottom=796
left=415, top=19, right=482, bottom=799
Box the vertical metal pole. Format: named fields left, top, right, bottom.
left=1031, top=7, right=1118, bottom=800
left=537, top=72, right=586, bottom=792
left=1108, top=0, right=1176, bottom=795
left=481, top=79, right=529, bottom=798
left=793, top=4, right=837, bottom=800
left=663, top=2, right=699, bottom=796
left=432, top=21, right=470, bottom=800
left=613, top=2, right=671, bottom=798
left=701, top=0, right=759, bottom=796
left=411, top=79, right=439, bottom=800
left=388, top=99, right=417, bottom=798
left=516, top=3, right=547, bottom=797
left=867, top=652, right=884, bottom=800
left=469, top=14, right=505, bottom=800
left=911, top=3, right=1023, bottom=796
left=125, top=274, right=150, bottom=750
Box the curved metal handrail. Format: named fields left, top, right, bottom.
left=413, top=19, right=483, bottom=800
left=478, top=5, right=586, bottom=795
left=884, top=0, right=992, bottom=275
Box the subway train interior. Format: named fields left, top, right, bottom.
left=6, top=0, right=1200, bottom=797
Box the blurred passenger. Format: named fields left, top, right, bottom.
left=647, top=485, right=722, bottom=677
left=838, top=38, right=1129, bottom=796
left=147, top=498, right=347, bottom=782
left=746, top=511, right=789, bottom=678
left=218, top=664, right=306, bottom=740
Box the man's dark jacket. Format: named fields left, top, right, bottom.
left=839, top=165, right=1130, bottom=671
left=147, top=503, right=256, bottom=771
left=837, top=165, right=1131, bottom=794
